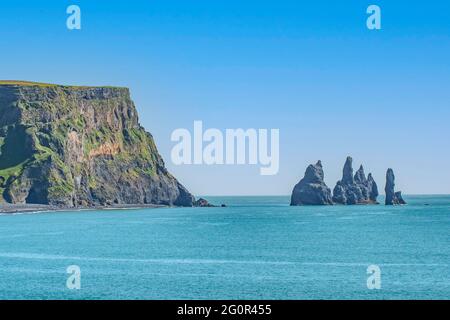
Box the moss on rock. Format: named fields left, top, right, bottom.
left=0, top=82, right=194, bottom=207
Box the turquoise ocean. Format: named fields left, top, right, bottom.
left=0, top=195, right=449, bottom=300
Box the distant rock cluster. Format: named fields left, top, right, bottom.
left=332, top=157, right=379, bottom=205
left=290, top=156, right=406, bottom=206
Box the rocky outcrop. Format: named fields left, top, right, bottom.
left=194, top=198, right=215, bottom=207
left=290, top=160, right=333, bottom=205
left=193, top=198, right=226, bottom=207
left=385, top=168, right=406, bottom=205
left=332, top=157, right=379, bottom=205
left=0, top=81, right=194, bottom=207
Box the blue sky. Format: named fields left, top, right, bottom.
left=1, top=0, right=449, bottom=195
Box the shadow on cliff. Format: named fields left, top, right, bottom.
left=0, top=125, right=33, bottom=170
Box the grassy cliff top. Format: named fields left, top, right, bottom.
left=0, top=80, right=127, bottom=89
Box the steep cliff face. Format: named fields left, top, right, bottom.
left=0, top=81, right=194, bottom=207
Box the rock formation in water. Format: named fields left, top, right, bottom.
left=332, top=156, right=379, bottom=205
left=367, top=173, right=379, bottom=202
left=290, top=160, right=333, bottom=205
left=0, top=81, right=194, bottom=207
left=194, top=198, right=215, bottom=207
left=385, top=168, right=406, bottom=205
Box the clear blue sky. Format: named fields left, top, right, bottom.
left=1, top=0, right=449, bottom=195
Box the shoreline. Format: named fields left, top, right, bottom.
left=0, top=203, right=167, bottom=214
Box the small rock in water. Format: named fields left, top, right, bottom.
left=194, top=198, right=216, bottom=207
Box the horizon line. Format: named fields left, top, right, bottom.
left=196, top=194, right=450, bottom=197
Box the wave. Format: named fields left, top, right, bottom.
left=0, top=252, right=447, bottom=267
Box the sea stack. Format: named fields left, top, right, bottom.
left=332, top=156, right=379, bottom=205
left=0, top=81, right=195, bottom=207
left=385, top=168, right=406, bottom=205
left=367, top=173, right=379, bottom=203
left=290, top=160, right=333, bottom=205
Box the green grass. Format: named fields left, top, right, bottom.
left=0, top=160, right=28, bottom=186
left=0, top=80, right=127, bottom=89
left=0, top=80, right=59, bottom=87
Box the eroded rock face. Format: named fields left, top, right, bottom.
left=290, top=160, right=333, bottom=205
left=385, top=168, right=406, bottom=205
left=0, top=82, right=194, bottom=207
left=332, top=157, right=379, bottom=205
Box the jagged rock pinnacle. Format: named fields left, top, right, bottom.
left=332, top=156, right=379, bottom=205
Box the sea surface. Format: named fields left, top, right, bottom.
left=0, top=195, right=449, bottom=300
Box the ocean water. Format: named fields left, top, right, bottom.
left=0, top=195, right=449, bottom=300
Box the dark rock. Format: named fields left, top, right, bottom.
left=395, top=192, right=406, bottom=205
left=385, top=169, right=406, bottom=205
left=331, top=182, right=347, bottom=204
left=290, top=160, right=333, bottom=205
left=332, top=156, right=378, bottom=205
left=355, top=165, right=369, bottom=199
left=342, top=157, right=355, bottom=185
left=221, top=204, right=226, bottom=207
left=0, top=82, right=195, bottom=207
left=194, top=198, right=216, bottom=207
left=367, top=173, right=379, bottom=202
left=385, top=169, right=396, bottom=203
left=354, top=165, right=367, bottom=184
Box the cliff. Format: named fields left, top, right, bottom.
left=0, top=81, right=194, bottom=207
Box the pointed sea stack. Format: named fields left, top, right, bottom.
left=385, top=169, right=406, bottom=205
left=367, top=173, right=379, bottom=203
left=290, top=160, right=333, bottom=205
left=332, top=156, right=379, bottom=204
